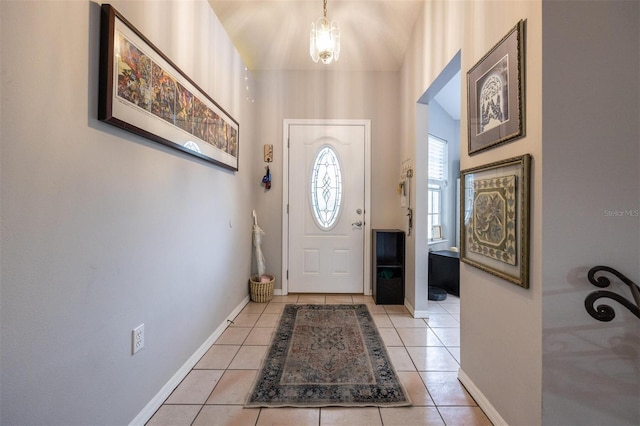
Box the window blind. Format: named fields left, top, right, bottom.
left=428, top=135, right=448, bottom=183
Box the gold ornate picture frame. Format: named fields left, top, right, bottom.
left=460, top=154, right=531, bottom=288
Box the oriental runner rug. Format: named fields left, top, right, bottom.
left=245, top=304, right=411, bottom=407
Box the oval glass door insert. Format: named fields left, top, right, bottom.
left=310, top=145, right=343, bottom=230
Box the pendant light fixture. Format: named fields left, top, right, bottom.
left=310, top=0, right=340, bottom=64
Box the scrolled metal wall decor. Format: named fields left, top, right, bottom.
left=584, top=266, right=640, bottom=322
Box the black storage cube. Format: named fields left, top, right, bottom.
left=372, top=230, right=405, bottom=305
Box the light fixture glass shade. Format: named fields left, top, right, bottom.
left=310, top=17, right=340, bottom=64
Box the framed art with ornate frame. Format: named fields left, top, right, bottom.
left=98, top=4, right=239, bottom=170
left=460, top=154, right=531, bottom=288
left=467, top=20, right=525, bottom=155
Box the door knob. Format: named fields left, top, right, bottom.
left=352, top=220, right=363, bottom=227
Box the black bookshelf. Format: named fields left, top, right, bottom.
left=372, top=230, right=405, bottom=304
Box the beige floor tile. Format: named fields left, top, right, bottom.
left=351, top=295, right=372, bottom=303
left=206, top=370, right=257, bottom=405
left=228, top=345, right=267, bottom=369
left=383, top=305, right=409, bottom=314
left=255, top=313, right=281, bottom=328
left=378, top=327, right=403, bottom=346
left=215, top=327, right=251, bottom=345
left=371, top=314, right=393, bottom=328
left=270, top=295, right=299, bottom=303
left=257, top=407, right=320, bottom=425
left=406, top=346, right=459, bottom=371
left=364, top=303, right=387, bottom=314
left=165, top=370, right=224, bottom=404
left=245, top=327, right=275, bottom=345
left=424, top=313, right=459, bottom=328
left=389, top=314, right=428, bottom=328
left=231, top=313, right=261, bottom=327
left=379, top=406, right=444, bottom=426
left=263, top=302, right=285, bottom=314
left=192, top=405, right=261, bottom=426
left=242, top=302, right=267, bottom=314
left=430, top=328, right=460, bottom=346
left=447, top=347, right=461, bottom=364
left=397, top=371, right=435, bottom=406
left=396, top=328, right=443, bottom=347
left=425, top=303, right=448, bottom=314
left=297, top=295, right=326, bottom=304
left=147, top=405, right=201, bottom=426
left=438, top=296, right=460, bottom=305
left=440, top=303, right=460, bottom=314
left=195, top=345, right=240, bottom=369
left=320, top=407, right=382, bottom=425
left=438, top=406, right=493, bottom=426
left=386, top=346, right=416, bottom=371
left=325, top=295, right=354, bottom=304
left=420, top=372, right=477, bottom=406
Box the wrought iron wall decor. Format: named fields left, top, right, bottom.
left=584, top=266, right=640, bottom=322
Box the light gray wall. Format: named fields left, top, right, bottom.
left=401, top=1, right=543, bottom=423
left=541, top=1, right=640, bottom=424
left=252, top=70, right=403, bottom=292
left=0, top=1, right=257, bottom=424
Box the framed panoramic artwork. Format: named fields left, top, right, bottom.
left=467, top=20, right=525, bottom=155
left=98, top=4, right=239, bottom=171
left=460, top=154, right=531, bottom=288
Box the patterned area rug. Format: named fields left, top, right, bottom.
left=245, top=304, right=411, bottom=407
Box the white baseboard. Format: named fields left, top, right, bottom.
left=129, top=295, right=250, bottom=426
left=404, top=298, right=429, bottom=319
left=458, top=368, right=508, bottom=426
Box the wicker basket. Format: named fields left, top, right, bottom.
left=249, top=274, right=274, bottom=303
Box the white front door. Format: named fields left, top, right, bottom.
left=285, top=121, right=369, bottom=293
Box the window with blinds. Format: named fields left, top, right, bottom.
left=428, top=135, right=448, bottom=241
left=428, top=135, right=448, bottom=184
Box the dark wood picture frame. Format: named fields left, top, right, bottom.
left=467, top=20, right=525, bottom=155
left=98, top=4, right=239, bottom=171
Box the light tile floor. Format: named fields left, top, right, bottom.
left=147, top=294, right=492, bottom=426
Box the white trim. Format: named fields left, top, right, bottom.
left=282, top=119, right=372, bottom=296
left=129, top=295, right=250, bottom=426
left=404, top=298, right=430, bottom=319
left=458, top=368, right=508, bottom=426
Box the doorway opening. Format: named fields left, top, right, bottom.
left=417, top=51, right=462, bottom=303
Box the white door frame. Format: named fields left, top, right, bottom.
left=282, top=119, right=371, bottom=295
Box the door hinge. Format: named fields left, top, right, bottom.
left=287, top=204, right=289, bottom=214
left=287, top=270, right=289, bottom=279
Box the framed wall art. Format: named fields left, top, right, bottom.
left=98, top=4, right=239, bottom=171
left=460, top=154, right=531, bottom=288
left=467, top=20, right=525, bottom=155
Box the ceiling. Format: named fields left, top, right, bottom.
left=207, top=0, right=460, bottom=119
left=207, top=0, right=425, bottom=71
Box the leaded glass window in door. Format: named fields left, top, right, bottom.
left=310, top=146, right=343, bottom=230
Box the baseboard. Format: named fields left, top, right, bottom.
left=457, top=368, right=508, bottom=426
left=274, top=288, right=283, bottom=296
left=404, top=298, right=429, bottom=319
left=129, top=295, right=250, bottom=426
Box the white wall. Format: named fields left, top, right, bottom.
left=401, top=0, right=543, bottom=424
left=252, top=70, right=403, bottom=292
left=0, top=1, right=257, bottom=424
left=541, top=1, right=639, bottom=424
